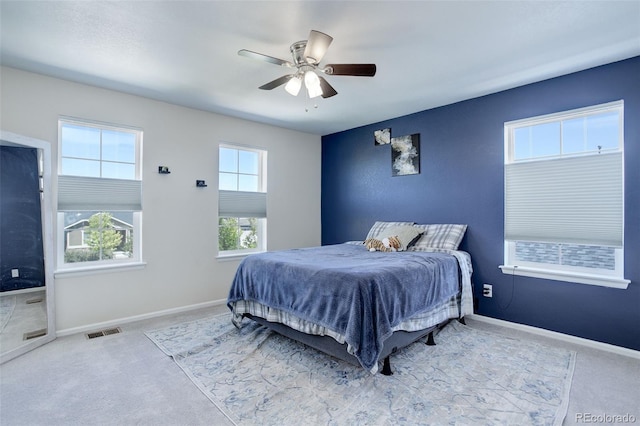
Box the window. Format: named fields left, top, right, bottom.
left=57, top=118, right=142, bottom=271
left=218, top=144, right=267, bottom=256
left=501, top=101, right=628, bottom=289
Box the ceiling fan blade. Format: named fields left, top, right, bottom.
left=318, top=77, right=338, bottom=98
left=238, top=49, right=293, bottom=68
left=325, top=64, right=377, bottom=77
left=258, top=74, right=294, bottom=90
left=303, top=30, right=333, bottom=64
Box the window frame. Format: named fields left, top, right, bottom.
left=217, top=216, right=267, bottom=258
left=58, top=117, right=142, bottom=179
left=501, top=101, right=629, bottom=289
left=55, top=117, right=144, bottom=275
left=217, top=143, right=267, bottom=258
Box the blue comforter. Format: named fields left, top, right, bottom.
left=227, top=243, right=460, bottom=372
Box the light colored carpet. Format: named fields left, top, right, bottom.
left=146, top=313, right=576, bottom=426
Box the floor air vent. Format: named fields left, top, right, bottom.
left=86, top=327, right=122, bottom=339
left=24, top=328, right=47, bottom=340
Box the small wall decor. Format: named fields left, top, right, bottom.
left=196, top=180, right=207, bottom=187
left=158, top=166, right=171, bottom=174
left=374, top=128, right=391, bottom=145
left=391, top=134, right=420, bottom=176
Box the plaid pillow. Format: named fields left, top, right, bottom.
left=410, top=224, right=468, bottom=250
left=365, top=221, right=414, bottom=240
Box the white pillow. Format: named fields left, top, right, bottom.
left=365, top=221, right=414, bottom=240
left=381, top=225, right=423, bottom=251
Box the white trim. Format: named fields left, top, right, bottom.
left=59, top=115, right=143, bottom=134
left=219, top=141, right=268, bottom=154
left=55, top=261, right=146, bottom=278
left=0, top=287, right=45, bottom=297
left=468, top=314, right=640, bottom=360
left=499, top=264, right=630, bottom=289
left=56, top=298, right=227, bottom=337
left=504, top=100, right=624, bottom=131
left=216, top=253, right=251, bottom=261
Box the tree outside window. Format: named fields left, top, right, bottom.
left=219, top=217, right=258, bottom=251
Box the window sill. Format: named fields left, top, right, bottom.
left=499, top=265, right=629, bottom=289
left=216, top=251, right=264, bottom=262
left=55, top=261, right=146, bottom=278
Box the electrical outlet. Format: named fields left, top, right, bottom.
left=11, top=269, right=19, bottom=278
left=483, top=283, right=492, bottom=298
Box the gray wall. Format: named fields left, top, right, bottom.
left=0, top=66, right=322, bottom=332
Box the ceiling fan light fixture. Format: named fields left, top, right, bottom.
left=239, top=29, right=375, bottom=100
left=304, top=30, right=333, bottom=65
left=285, top=74, right=302, bottom=96
left=304, top=70, right=323, bottom=98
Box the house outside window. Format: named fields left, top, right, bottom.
left=218, top=144, right=267, bottom=256
left=57, top=118, right=142, bottom=271
left=501, top=100, right=629, bottom=289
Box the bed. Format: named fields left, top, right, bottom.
left=227, top=222, right=473, bottom=375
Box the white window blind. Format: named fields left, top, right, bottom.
left=505, top=151, right=623, bottom=247
left=58, top=175, right=142, bottom=211
left=218, top=190, right=266, bottom=218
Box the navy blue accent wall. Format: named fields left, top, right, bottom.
left=321, top=57, right=640, bottom=351
left=0, top=146, right=45, bottom=292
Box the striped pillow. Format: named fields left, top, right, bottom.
left=410, top=224, right=468, bottom=250
left=365, top=221, right=414, bottom=240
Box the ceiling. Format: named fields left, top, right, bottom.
left=1, top=1, right=639, bottom=136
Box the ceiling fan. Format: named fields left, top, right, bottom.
left=238, top=30, right=376, bottom=99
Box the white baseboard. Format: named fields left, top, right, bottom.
left=56, top=298, right=227, bottom=337
left=468, top=314, right=640, bottom=360
left=0, top=287, right=46, bottom=297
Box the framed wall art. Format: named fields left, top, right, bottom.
left=374, top=128, right=391, bottom=145
left=391, top=134, right=420, bottom=176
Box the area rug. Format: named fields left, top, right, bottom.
left=146, top=314, right=575, bottom=426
